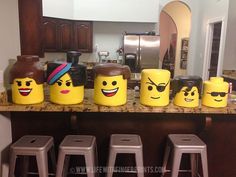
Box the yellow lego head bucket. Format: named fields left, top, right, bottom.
left=202, top=77, right=229, bottom=107
left=140, top=69, right=170, bottom=106
left=93, top=63, right=131, bottom=106
left=9, top=55, right=44, bottom=104
left=47, top=61, right=87, bottom=105
left=172, top=76, right=202, bottom=108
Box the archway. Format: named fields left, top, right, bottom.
left=160, top=1, right=191, bottom=77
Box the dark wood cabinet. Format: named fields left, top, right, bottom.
left=74, top=22, right=93, bottom=52
left=18, top=0, right=43, bottom=57
left=42, top=17, right=57, bottom=52
left=43, top=17, right=93, bottom=53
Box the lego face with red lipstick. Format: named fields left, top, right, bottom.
left=12, top=77, right=44, bottom=104
left=49, top=73, right=84, bottom=104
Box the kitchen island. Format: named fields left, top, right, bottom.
left=1, top=89, right=236, bottom=177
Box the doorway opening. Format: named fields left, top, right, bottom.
left=202, top=18, right=225, bottom=80
left=160, top=1, right=191, bottom=78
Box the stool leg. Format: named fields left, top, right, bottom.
left=161, top=144, right=171, bottom=177
left=200, top=149, right=209, bottom=177
left=171, top=150, right=182, bottom=177
left=49, top=145, right=57, bottom=173
left=190, top=154, right=198, bottom=177
left=36, top=151, right=48, bottom=177
left=22, top=156, right=29, bottom=177
left=85, top=151, right=96, bottom=177
left=9, top=150, right=17, bottom=177
left=106, top=149, right=117, bottom=177
left=63, top=155, right=70, bottom=177
left=135, top=151, right=144, bottom=177
left=56, top=150, right=66, bottom=177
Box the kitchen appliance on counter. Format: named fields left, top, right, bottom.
left=123, top=34, right=160, bottom=72
left=98, top=51, right=109, bottom=63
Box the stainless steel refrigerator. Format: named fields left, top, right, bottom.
left=123, top=34, right=160, bottom=72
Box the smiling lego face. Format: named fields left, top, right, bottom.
left=202, top=78, right=228, bottom=107
left=94, top=75, right=127, bottom=106
left=49, top=73, right=84, bottom=104
left=174, top=86, right=199, bottom=107
left=11, top=77, right=44, bottom=104
left=140, top=69, right=170, bottom=106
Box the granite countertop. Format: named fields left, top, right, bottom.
left=0, top=89, right=236, bottom=114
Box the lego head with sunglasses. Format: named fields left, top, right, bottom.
left=93, top=63, right=131, bottom=106
left=47, top=62, right=86, bottom=105
left=172, top=76, right=202, bottom=108
left=140, top=69, right=170, bottom=106
left=202, top=77, right=229, bottom=107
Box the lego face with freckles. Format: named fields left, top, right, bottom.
left=140, top=69, right=170, bottom=106
left=174, top=86, right=199, bottom=108
left=49, top=73, right=84, bottom=104
left=94, top=75, right=127, bottom=106
left=11, top=77, right=44, bottom=104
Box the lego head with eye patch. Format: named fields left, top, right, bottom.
left=172, top=76, right=202, bottom=108
left=202, top=77, right=229, bottom=107
left=47, top=62, right=87, bottom=105
left=9, top=55, right=44, bottom=104
left=93, top=63, right=131, bottom=106
left=140, top=69, right=170, bottom=106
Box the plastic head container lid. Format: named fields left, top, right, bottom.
left=210, top=77, right=224, bottom=83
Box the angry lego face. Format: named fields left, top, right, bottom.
left=173, top=86, right=199, bottom=107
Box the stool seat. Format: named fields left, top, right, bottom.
left=110, top=134, right=142, bottom=149
left=168, top=134, right=206, bottom=149
left=60, top=135, right=96, bottom=151
left=9, top=135, right=56, bottom=177
left=56, top=135, right=97, bottom=177
left=162, top=134, right=209, bottom=177
left=11, top=135, right=53, bottom=152
left=106, top=134, right=144, bottom=177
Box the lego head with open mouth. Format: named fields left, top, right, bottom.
left=202, top=77, right=229, bottom=107
left=140, top=69, right=170, bottom=106
left=10, top=55, right=44, bottom=104
left=47, top=62, right=86, bottom=105
left=93, top=63, right=131, bottom=106
left=172, top=76, right=202, bottom=108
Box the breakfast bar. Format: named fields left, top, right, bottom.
left=1, top=89, right=236, bottom=177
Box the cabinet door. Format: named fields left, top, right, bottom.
left=58, top=20, right=74, bottom=51
left=74, top=22, right=93, bottom=52
left=43, top=17, right=58, bottom=52
left=18, top=0, right=43, bottom=57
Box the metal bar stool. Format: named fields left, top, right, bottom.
left=162, top=134, right=209, bottom=177
left=9, top=135, right=56, bottom=177
left=106, top=134, right=144, bottom=177
left=56, top=135, right=97, bottom=177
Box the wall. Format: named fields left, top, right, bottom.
left=0, top=0, right=20, bottom=175
left=162, top=2, right=191, bottom=76
left=42, top=0, right=74, bottom=19
left=223, top=0, right=236, bottom=70
left=43, top=0, right=159, bottom=23
left=198, top=0, right=229, bottom=78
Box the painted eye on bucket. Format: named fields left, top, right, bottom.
left=26, top=81, right=31, bottom=86
left=16, top=81, right=22, bottom=86
left=191, top=92, right=195, bottom=96
left=148, top=86, right=153, bottom=91
left=112, top=81, right=117, bottom=86
left=184, top=92, right=189, bottom=96
left=57, top=81, right=62, bottom=86
left=102, top=81, right=107, bottom=86
left=66, top=82, right=71, bottom=87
